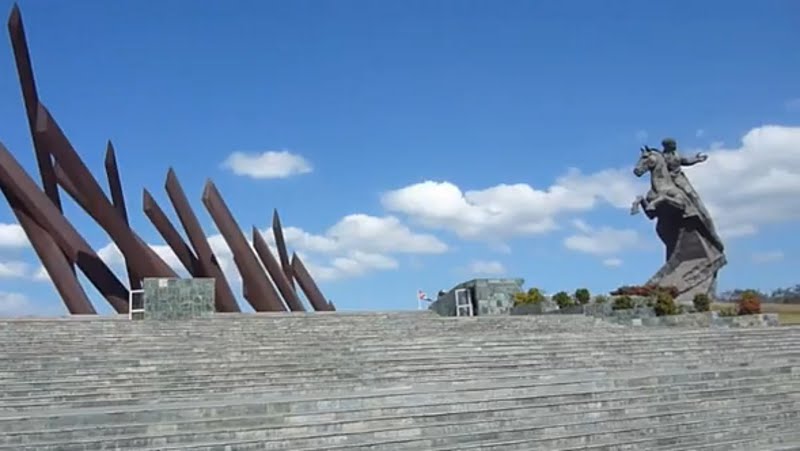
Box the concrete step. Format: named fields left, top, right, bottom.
left=0, top=321, right=791, bottom=339
left=3, top=347, right=796, bottom=381
left=0, top=356, right=795, bottom=407
left=430, top=419, right=799, bottom=451
left=3, top=353, right=793, bottom=399
left=3, top=331, right=796, bottom=351
left=1, top=357, right=795, bottom=399
left=0, top=315, right=796, bottom=450
left=29, top=399, right=792, bottom=451
left=0, top=322, right=790, bottom=335
left=0, top=362, right=793, bottom=412
left=2, top=339, right=796, bottom=369
left=1, top=383, right=793, bottom=446
left=1, top=375, right=790, bottom=433
left=282, top=405, right=799, bottom=451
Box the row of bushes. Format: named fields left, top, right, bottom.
left=610, top=288, right=683, bottom=316
left=611, top=288, right=761, bottom=317
left=515, top=285, right=762, bottom=317
left=514, top=287, right=591, bottom=308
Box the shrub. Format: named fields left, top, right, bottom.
left=718, top=306, right=737, bottom=317
left=692, top=293, right=712, bottom=312
left=737, top=290, right=762, bottom=315
left=514, top=287, right=546, bottom=306
left=593, top=295, right=609, bottom=304
left=574, top=288, right=591, bottom=305
left=552, top=291, right=574, bottom=309
left=653, top=291, right=679, bottom=316
left=612, top=295, right=635, bottom=310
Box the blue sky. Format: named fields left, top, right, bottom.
left=0, top=0, right=798, bottom=315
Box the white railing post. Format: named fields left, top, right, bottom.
left=129, top=288, right=145, bottom=320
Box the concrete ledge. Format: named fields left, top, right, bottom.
left=601, top=312, right=780, bottom=328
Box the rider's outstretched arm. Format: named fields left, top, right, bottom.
left=680, top=153, right=706, bottom=166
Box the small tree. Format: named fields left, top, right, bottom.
left=653, top=291, right=679, bottom=316
left=692, top=293, right=712, bottom=312
left=593, top=295, right=609, bottom=304
left=552, top=291, right=574, bottom=309
left=514, top=287, right=546, bottom=306
left=574, top=288, right=591, bottom=305
left=612, top=295, right=634, bottom=310
left=737, top=290, right=762, bottom=315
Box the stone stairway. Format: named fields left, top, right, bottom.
left=0, top=312, right=798, bottom=450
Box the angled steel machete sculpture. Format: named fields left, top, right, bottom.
left=1, top=4, right=333, bottom=315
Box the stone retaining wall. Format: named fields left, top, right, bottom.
left=602, top=311, right=780, bottom=328
left=143, top=278, right=215, bottom=320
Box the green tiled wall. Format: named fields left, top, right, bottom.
left=142, top=278, right=215, bottom=320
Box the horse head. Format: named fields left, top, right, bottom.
left=633, top=146, right=659, bottom=177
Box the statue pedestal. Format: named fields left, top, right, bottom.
left=647, top=226, right=727, bottom=305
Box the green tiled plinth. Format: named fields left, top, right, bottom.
left=142, top=278, right=215, bottom=320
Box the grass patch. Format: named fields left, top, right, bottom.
left=712, top=303, right=800, bottom=325
left=776, top=312, right=800, bottom=325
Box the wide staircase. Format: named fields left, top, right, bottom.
left=0, top=312, right=798, bottom=450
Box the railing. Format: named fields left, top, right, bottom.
left=454, top=288, right=474, bottom=317
left=129, top=289, right=145, bottom=320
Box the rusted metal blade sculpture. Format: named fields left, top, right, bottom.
left=291, top=253, right=335, bottom=311
left=1, top=4, right=334, bottom=315
left=272, top=210, right=295, bottom=291
left=105, top=142, right=141, bottom=289
left=0, top=186, right=95, bottom=314
left=8, top=4, right=77, bottom=282
left=202, top=181, right=286, bottom=312
left=252, top=227, right=306, bottom=312
left=164, top=169, right=240, bottom=312
left=144, top=188, right=243, bottom=312
left=7, top=5, right=60, bottom=211
left=143, top=189, right=201, bottom=276
left=0, top=142, right=129, bottom=313
left=36, top=103, right=177, bottom=279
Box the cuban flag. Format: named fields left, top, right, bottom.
left=417, top=290, right=432, bottom=310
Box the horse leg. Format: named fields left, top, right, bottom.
left=630, top=196, right=644, bottom=215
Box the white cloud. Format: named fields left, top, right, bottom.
left=0, top=292, right=32, bottom=316
left=97, top=213, right=445, bottom=284
left=0, top=291, right=61, bottom=317
left=98, top=242, right=187, bottom=276
left=323, top=214, right=447, bottom=254
left=221, top=150, right=312, bottom=179
left=683, top=125, right=800, bottom=238
left=563, top=220, right=641, bottom=255
left=32, top=266, right=51, bottom=282
left=258, top=214, right=446, bottom=281
left=381, top=169, right=641, bottom=241
left=466, top=260, right=506, bottom=276
left=751, top=250, right=784, bottom=264
left=0, top=260, right=30, bottom=279
left=602, top=258, right=623, bottom=267
left=302, top=251, right=399, bottom=282
left=382, top=125, right=800, bottom=246
left=0, top=223, right=28, bottom=248
left=487, top=242, right=512, bottom=254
